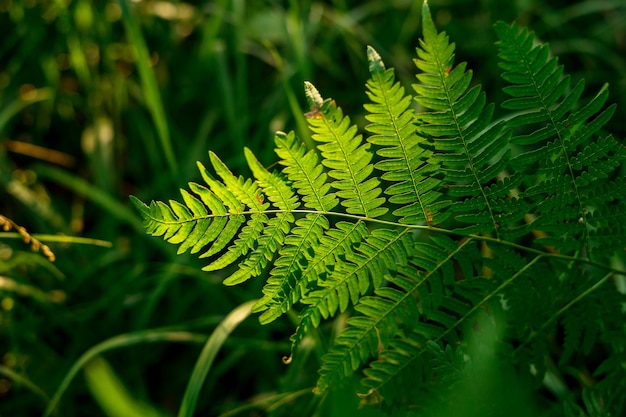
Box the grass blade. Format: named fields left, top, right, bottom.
left=42, top=330, right=208, bottom=417
left=83, top=356, right=163, bottom=417
left=0, top=364, right=49, bottom=403
left=34, top=164, right=144, bottom=232
left=177, top=300, right=256, bottom=417
left=118, top=0, right=177, bottom=176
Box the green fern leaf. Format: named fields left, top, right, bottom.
left=273, top=130, right=338, bottom=212
left=317, top=236, right=474, bottom=395
left=495, top=21, right=626, bottom=257
left=183, top=182, right=236, bottom=254
left=426, top=340, right=468, bottom=386
left=130, top=184, right=244, bottom=261
left=303, top=228, right=414, bottom=323
left=194, top=161, right=248, bottom=260
left=361, top=241, right=536, bottom=403
left=413, top=1, right=519, bottom=238
left=130, top=197, right=179, bottom=240
left=316, top=265, right=420, bottom=394
left=286, top=221, right=370, bottom=354
left=173, top=189, right=210, bottom=254
left=587, top=206, right=626, bottom=253
left=244, top=147, right=299, bottom=212
left=361, top=329, right=427, bottom=404
left=220, top=209, right=292, bottom=285
left=305, top=82, right=388, bottom=219
left=364, top=46, right=447, bottom=225
left=207, top=151, right=267, bottom=213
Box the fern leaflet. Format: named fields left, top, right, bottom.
left=495, top=21, right=626, bottom=257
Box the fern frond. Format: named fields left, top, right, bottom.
left=130, top=186, right=242, bottom=261
left=206, top=152, right=266, bottom=213
left=244, top=147, right=299, bottom=212
left=183, top=182, right=241, bottom=255
left=315, top=264, right=421, bottom=394
left=305, top=82, right=388, bottom=219
left=286, top=220, right=371, bottom=354
left=362, top=241, right=543, bottom=404
left=587, top=206, right=626, bottom=253
left=303, top=228, right=414, bottom=332
left=364, top=46, right=447, bottom=226
left=300, top=221, right=374, bottom=318
left=426, top=340, right=468, bottom=386
left=495, top=21, right=626, bottom=257
left=367, top=332, right=432, bottom=402
left=131, top=151, right=271, bottom=276
left=131, top=3, right=626, bottom=414
left=193, top=160, right=254, bottom=264
left=413, top=2, right=520, bottom=238
left=317, top=236, right=474, bottom=395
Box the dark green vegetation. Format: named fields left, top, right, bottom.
left=1, top=1, right=625, bottom=416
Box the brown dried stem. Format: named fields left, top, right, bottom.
left=0, top=214, right=56, bottom=262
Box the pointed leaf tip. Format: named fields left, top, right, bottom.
left=244, top=146, right=268, bottom=180
left=367, top=46, right=385, bottom=74
left=129, top=195, right=149, bottom=214
left=304, top=81, right=323, bottom=109
left=422, top=0, right=436, bottom=38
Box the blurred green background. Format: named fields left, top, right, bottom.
left=1, top=0, right=624, bottom=415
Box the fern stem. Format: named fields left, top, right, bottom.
left=177, top=207, right=626, bottom=277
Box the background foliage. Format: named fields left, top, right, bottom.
left=1, top=0, right=625, bottom=416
